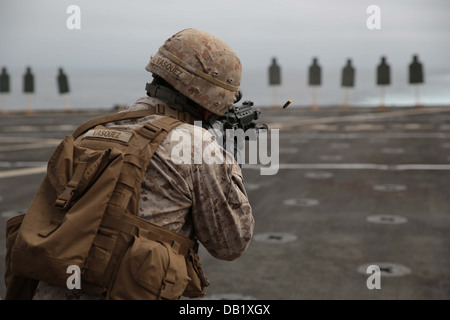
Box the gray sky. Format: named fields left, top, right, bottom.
left=1, top=0, right=449, bottom=107
left=1, top=0, right=449, bottom=69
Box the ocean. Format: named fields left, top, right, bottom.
left=1, top=65, right=450, bottom=112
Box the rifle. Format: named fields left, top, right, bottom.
left=215, top=100, right=268, bottom=132
left=204, top=99, right=268, bottom=165
left=146, top=82, right=267, bottom=133
left=204, top=97, right=268, bottom=136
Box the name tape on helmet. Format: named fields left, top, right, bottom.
left=84, top=129, right=133, bottom=143
left=150, top=55, right=194, bottom=86
left=157, top=47, right=239, bottom=92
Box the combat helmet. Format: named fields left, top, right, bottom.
left=145, top=28, right=242, bottom=115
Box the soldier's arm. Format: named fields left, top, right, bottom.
left=190, top=137, right=254, bottom=261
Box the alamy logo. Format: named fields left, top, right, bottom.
left=366, top=265, right=381, bottom=289
left=170, top=122, right=279, bottom=175
left=366, top=5, right=381, bottom=30
left=66, top=265, right=81, bottom=289
left=66, top=5, right=81, bottom=30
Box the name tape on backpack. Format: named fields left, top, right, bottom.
left=84, top=129, right=133, bottom=143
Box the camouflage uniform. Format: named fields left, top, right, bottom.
left=32, top=96, right=254, bottom=300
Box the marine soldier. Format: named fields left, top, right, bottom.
left=32, top=28, right=254, bottom=299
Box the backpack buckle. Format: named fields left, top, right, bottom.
left=55, top=184, right=76, bottom=209
left=141, top=123, right=162, bottom=140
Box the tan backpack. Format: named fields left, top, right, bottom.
left=4, top=107, right=209, bottom=300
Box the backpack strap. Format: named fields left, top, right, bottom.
left=72, top=109, right=158, bottom=139
left=139, top=116, right=185, bottom=151
left=72, top=106, right=199, bottom=140
left=119, top=213, right=194, bottom=256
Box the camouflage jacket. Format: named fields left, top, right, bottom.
left=33, top=96, right=254, bottom=300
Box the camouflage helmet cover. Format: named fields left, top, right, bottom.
left=145, top=28, right=242, bottom=115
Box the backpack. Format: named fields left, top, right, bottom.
left=4, top=107, right=209, bottom=300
